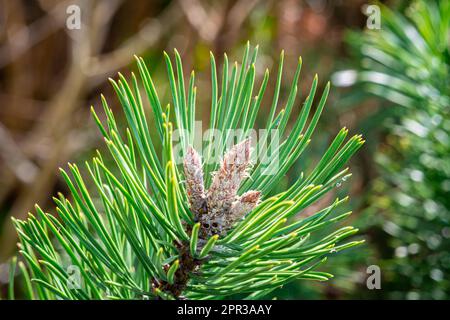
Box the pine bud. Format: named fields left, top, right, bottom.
left=207, top=139, right=251, bottom=216
left=183, top=146, right=207, bottom=218
left=184, top=139, right=259, bottom=238
left=229, top=190, right=261, bottom=223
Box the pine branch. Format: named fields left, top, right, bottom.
left=11, top=43, right=364, bottom=300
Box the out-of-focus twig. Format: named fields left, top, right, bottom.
left=177, top=0, right=262, bottom=53
left=85, top=0, right=124, bottom=54
left=227, top=0, right=261, bottom=30
left=218, top=0, right=262, bottom=48
left=0, top=123, right=38, bottom=184
left=0, top=0, right=70, bottom=68
left=0, top=0, right=184, bottom=261
left=0, top=0, right=92, bottom=260
left=86, top=2, right=181, bottom=80
left=177, top=0, right=224, bottom=42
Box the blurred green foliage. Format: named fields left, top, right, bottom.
left=345, top=0, right=450, bottom=299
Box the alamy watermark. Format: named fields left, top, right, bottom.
left=67, top=265, right=81, bottom=290
left=366, top=264, right=381, bottom=290
left=66, top=5, right=81, bottom=30
left=172, top=122, right=280, bottom=176
left=363, top=4, right=381, bottom=30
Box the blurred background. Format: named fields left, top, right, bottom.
left=0, top=0, right=448, bottom=299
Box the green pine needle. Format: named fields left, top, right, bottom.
left=11, top=43, right=364, bottom=300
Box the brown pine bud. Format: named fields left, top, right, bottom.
left=184, top=139, right=259, bottom=238
left=229, top=190, right=261, bottom=223
left=183, top=146, right=207, bottom=218
left=207, top=139, right=251, bottom=217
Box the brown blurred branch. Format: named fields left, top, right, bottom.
left=0, top=0, right=70, bottom=68
left=0, top=0, right=93, bottom=260
left=177, top=0, right=225, bottom=42
left=0, top=0, right=181, bottom=261
left=86, top=2, right=181, bottom=80
left=215, top=0, right=263, bottom=55
left=0, top=123, right=38, bottom=184
left=177, top=0, right=262, bottom=54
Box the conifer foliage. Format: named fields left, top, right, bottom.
left=11, top=43, right=364, bottom=300
left=344, top=1, right=449, bottom=299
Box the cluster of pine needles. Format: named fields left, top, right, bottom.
left=10, top=43, right=364, bottom=300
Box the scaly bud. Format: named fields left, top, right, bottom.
left=200, top=139, right=254, bottom=237
left=183, top=146, right=207, bottom=218
left=229, top=190, right=261, bottom=223
left=207, top=139, right=251, bottom=216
